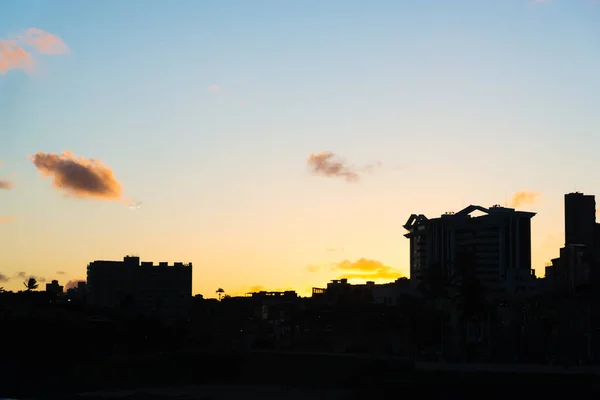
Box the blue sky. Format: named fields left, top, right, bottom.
left=1, top=0, right=599, bottom=295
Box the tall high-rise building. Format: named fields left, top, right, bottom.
left=564, top=192, right=596, bottom=248
left=547, top=193, right=600, bottom=290
left=87, top=255, right=192, bottom=323
left=404, top=205, right=536, bottom=295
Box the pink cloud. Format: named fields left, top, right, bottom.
left=0, top=39, right=33, bottom=74
left=30, top=150, right=123, bottom=200
left=0, top=180, right=14, bottom=189
left=0, top=28, right=69, bottom=76
left=20, top=28, right=69, bottom=55
left=307, top=151, right=381, bottom=183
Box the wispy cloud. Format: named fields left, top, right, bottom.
left=10, top=271, right=45, bottom=283
left=19, top=28, right=69, bottom=55
left=128, top=201, right=142, bottom=210
left=65, top=279, right=85, bottom=290
left=0, top=180, right=14, bottom=189
left=56, top=271, right=66, bottom=275
left=246, top=285, right=294, bottom=293
left=307, top=152, right=381, bottom=183
left=0, top=216, right=15, bottom=223
left=30, top=150, right=124, bottom=201
left=208, top=84, right=221, bottom=93
left=0, top=28, right=69, bottom=75
left=0, top=273, right=9, bottom=282
left=510, top=190, right=541, bottom=208
left=0, top=39, right=33, bottom=74
left=308, top=258, right=403, bottom=281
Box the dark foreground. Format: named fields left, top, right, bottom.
left=3, top=351, right=600, bottom=399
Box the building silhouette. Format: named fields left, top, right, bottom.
left=87, top=255, right=192, bottom=323
left=404, top=205, right=536, bottom=296
left=547, top=193, right=600, bottom=290
left=46, top=280, right=63, bottom=296
left=565, top=192, right=596, bottom=248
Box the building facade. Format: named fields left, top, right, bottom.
left=87, top=255, right=192, bottom=323
left=565, top=192, right=596, bottom=249
left=46, top=280, right=64, bottom=296
left=547, top=193, right=600, bottom=290
left=404, top=205, right=536, bottom=295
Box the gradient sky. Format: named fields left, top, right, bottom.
left=1, top=0, right=599, bottom=297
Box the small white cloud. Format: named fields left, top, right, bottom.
left=208, top=84, right=221, bottom=93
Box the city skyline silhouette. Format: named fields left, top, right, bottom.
left=2, top=1, right=600, bottom=298
left=3, top=2, right=600, bottom=396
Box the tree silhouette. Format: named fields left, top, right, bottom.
left=0, top=287, right=5, bottom=293
left=23, top=277, right=38, bottom=292
left=216, top=288, right=225, bottom=301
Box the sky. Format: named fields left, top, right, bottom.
left=1, top=0, right=599, bottom=297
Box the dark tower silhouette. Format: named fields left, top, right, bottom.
left=564, top=192, right=596, bottom=248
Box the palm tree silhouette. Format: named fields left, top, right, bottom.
left=23, top=277, right=39, bottom=292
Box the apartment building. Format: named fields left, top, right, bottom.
left=404, top=205, right=536, bottom=295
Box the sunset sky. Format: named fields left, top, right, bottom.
left=1, top=0, right=599, bottom=297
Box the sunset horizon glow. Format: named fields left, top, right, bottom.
left=1, top=0, right=599, bottom=297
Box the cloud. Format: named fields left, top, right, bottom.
left=246, top=285, right=293, bottom=293
left=0, top=180, right=14, bottom=189
left=1, top=28, right=68, bottom=75
left=0, top=39, right=33, bottom=74
left=14, top=272, right=45, bottom=283
left=309, top=258, right=403, bottom=281
left=0, top=274, right=9, bottom=282
left=307, top=152, right=381, bottom=183
left=30, top=150, right=123, bottom=200
left=208, top=85, right=221, bottom=93
left=56, top=271, right=66, bottom=275
left=64, top=279, right=85, bottom=290
left=128, top=201, right=142, bottom=210
left=0, top=216, right=15, bottom=223
left=510, top=191, right=541, bottom=208
left=20, top=28, right=69, bottom=55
